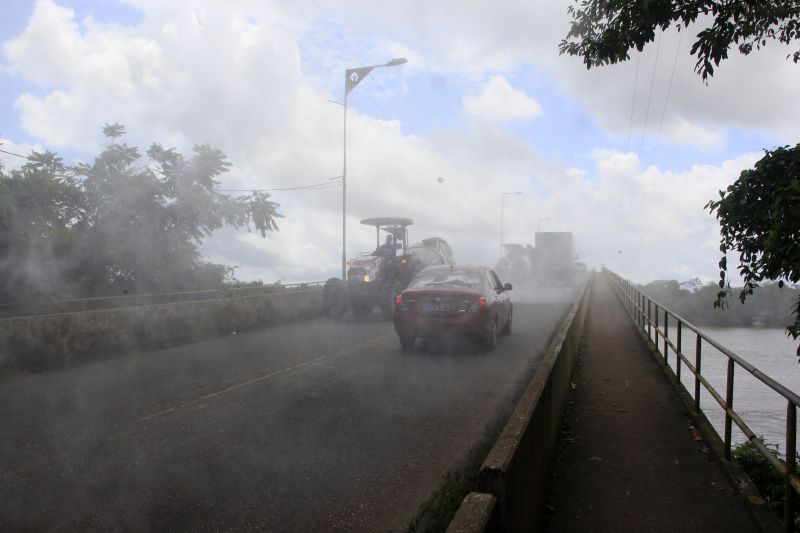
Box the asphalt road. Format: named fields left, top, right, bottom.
left=0, top=299, right=571, bottom=532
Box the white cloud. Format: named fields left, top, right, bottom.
left=463, top=75, right=542, bottom=122
left=662, top=118, right=726, bottom=149
left=319, top=1, right=800, bottom=144
left=0, top=0, right=782, bottom=286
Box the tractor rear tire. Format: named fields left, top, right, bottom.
left=352, top=300, right=372, bottom=316
left=380, top=286, right=397, bottom=320
left=323, top=278, right=348, bottom=318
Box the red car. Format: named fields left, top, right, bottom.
left=393, top=265, right=513, bottom=350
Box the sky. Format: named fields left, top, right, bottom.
left=2, top=0, right=799, bottom=285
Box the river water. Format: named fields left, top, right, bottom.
left=648, top=325, right=800, bottom=451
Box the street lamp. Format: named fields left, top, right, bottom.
left=500, top=192, right=522, bottom=257
left=333, top=57, right=408, bottom=279
left=537, top=217, right=551, bottom=233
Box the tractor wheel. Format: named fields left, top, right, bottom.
left=323, top=278, right=348, bottom=318
left=352, top=300, right=372, bottom=316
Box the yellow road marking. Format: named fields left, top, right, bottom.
left=141, top=334, right=393, bottom=421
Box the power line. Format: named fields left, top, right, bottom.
left=626, top=52, right=640, bottom=154
left=649, top=30, right=684, bottom=168
left=0, top=147, right=84, bottom=176
left=216, top=179, right=342, bottom=193
left=2, top=146, right=327, bottom=195
left=638, top=31, right=662, bottom=160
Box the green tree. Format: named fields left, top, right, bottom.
left=560, top=0, right=800, bottom=353
left=706, top=145, right=800, bottom=347
left=0, top=152, right=84, bottom=302
left=559, top=0, right=800, bottom=81
left=0, top=126, right=281, bottom=302
left=102, top=122, right=126, bottom=145
left=72, top=127, right=281, bottom=294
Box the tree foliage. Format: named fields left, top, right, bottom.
left=0, top=152, right=83, bottom=300
left=706, top=144, right=800, bottom=347
left=560, top=0, right=800, bottom=81
left=0, top=126, right=281, bottom=303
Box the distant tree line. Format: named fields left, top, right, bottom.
left=640, top=280, right=799, bottom=329
left=0, top=124, right=280, bottom=307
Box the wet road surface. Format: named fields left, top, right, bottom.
left=1, top=300, right=570, bottom=531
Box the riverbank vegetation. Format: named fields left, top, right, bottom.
left=640, top=279, right=799, bottom=329
left=732, top=438, right=800, bottom=530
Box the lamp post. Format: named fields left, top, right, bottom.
left=334, top=57, right=407, bottom=279
left=537, top=217, right=551, bottom=233
left=500, top=192, right=522, bottom=257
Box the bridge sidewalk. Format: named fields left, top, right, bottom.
left=542, top=274, right=760, bottom=532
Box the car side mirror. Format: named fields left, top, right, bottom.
left=503, top=283, right=513, bottom=291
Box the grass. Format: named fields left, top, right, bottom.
left=732, top=437, right=800, bottom=531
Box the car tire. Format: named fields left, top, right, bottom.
left=399, top=333, right=415, bottom=351
left=484, top=319, right=498, bottom=351
left=501, top=311, right=512, bottom=335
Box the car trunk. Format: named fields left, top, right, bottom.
left=401, top=289, right=481, bottom=316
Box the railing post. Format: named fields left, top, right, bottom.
left=640, top=292, right=644, bottom=330
left=695, top=336, right=702, bottom=413
left=627, top=282, right=631, bottom=311
left=786, top=401, right=797, bottom=533
left=655, top=303, right=659, bottom=348
left=627, top=282, right=631, bottom=312
left=636, top=291, right=640, bottom=327
left=647, top=299, right=651, bottom=339
left=664, top=313, right=669, bottom=363
left=724, top=358, right=735, bottom=459
left=676, top=321, right=682, bottom=383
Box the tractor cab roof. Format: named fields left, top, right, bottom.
left=361, top=217, right=413, bottom=244
left=360, top=217, right=413, bottom=227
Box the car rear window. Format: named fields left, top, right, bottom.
left=409, top=269, right=481, bottom=289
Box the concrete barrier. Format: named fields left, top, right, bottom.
left=0, top=287, right=323, bottom=376
left=446, top=493, right=497, bottom=533
left=448, top=274, right=593, bottom=532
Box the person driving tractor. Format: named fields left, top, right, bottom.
left=374, top=234, right=397, bottom=258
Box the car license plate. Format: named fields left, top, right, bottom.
left=423, top=302, right=450, bottom=312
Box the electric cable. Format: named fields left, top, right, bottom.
left=638, top=32, right=662, bottom=160
left=649, top=30, right=684, bottom=168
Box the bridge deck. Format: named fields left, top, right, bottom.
left=543, top=274, right=760, bottom=532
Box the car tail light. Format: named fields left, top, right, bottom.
left=467, top=297, right=487, bottom=313
left=395, top=294, right=409, bottom=312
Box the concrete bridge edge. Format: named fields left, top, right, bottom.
left=447, top=272, right=594, bottom=533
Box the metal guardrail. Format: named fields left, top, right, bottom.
left=0, top=282, right=326, bottom=318
left=605, top=268, right=798, bottom=532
